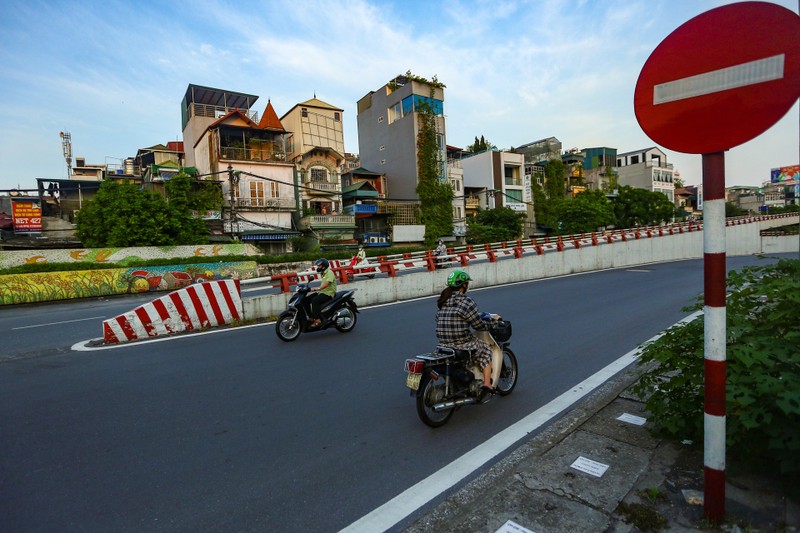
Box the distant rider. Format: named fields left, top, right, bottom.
left=435, top=270, right=499, bottom=401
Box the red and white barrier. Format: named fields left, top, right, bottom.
left=103, top=279, right=243, bottom=344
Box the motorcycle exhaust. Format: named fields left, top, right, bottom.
left=432, top=397, right=477, bottom=412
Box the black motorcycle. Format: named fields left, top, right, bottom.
left=275, top=284, right=358, bottom=342
left=404, top=319, right=518, bottom=427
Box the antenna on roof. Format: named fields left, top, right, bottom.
left=59, top=131, right=73, bottom=178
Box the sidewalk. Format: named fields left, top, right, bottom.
left=402, top=365, right=799, bottom=533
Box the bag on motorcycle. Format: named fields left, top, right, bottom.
left=489, top=320, right=512, bottom=342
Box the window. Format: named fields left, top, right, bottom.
left=270, top=182, right=280, bottom=198
left=301, top=108, right=308, bottom=117
left=388, top=102, right=402, bottom=123
left=381, top=159, right=386, bottom=165
left=378, top=116, right=384, bottom=123
left=505, top=189, right=523, bottom=203
left=250, top=181, right=265, bottom=206
left=379, top=145, right=385, bottom=151
left=310, top=168, right=327, bottom=182
left=334, top=112, right=340, bottom=121
left=631, top=155, right=639, bottom=164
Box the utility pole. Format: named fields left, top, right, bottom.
left=228, top=164, right=240, bottom=240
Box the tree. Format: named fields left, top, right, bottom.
left=555, top=189, right=614, bottom=234
left=612, top=186, right=676, bottom=228
left=465, top=206, right=524, bottom=244
left=543, top=159, right=566, bottom=199
left=75, top=173, right=213, bottom=247
left=466, top=135, right=493, bottom=153
left=415, top=95, right=453, bottom=245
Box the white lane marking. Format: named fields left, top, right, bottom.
left=13, top=316, right=106, bottom=330
left=654, top=54, right=784, bottom=105
left=340, top=311, right=703, bottom=533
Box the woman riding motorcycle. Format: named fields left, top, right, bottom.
left=435, top=270, right=500, bottom=400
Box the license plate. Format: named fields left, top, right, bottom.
left=406, top=372, right=421, bottom=390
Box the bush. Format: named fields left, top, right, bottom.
left=632, top=258, right=800, bottom=474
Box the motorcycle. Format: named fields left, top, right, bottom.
left=404, top=318, right=518, bottom=427
left=275, top=284, right=359, bottom=342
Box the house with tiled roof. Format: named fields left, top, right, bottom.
left=181, top=84, right=299, bottom=252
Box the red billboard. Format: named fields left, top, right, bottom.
left=11, top=198, right=43, bottom=234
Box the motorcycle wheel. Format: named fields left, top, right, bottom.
left=416, top=374, right=454, bottom=428
left=276, top=313, right=302, bottom=342
left=494, top=347, right=518, bottom=396
left=334, top=305, right=357, bottom=333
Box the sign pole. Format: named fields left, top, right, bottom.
left=702, top=152, right=726, bottom=522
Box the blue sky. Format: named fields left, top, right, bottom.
left=1, top=0, right=797, bottom=192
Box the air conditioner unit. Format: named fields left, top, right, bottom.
left=369, top=236, right=378, bottom=243
left=378, top=237, right=386, bottom=243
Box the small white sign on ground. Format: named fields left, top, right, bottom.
left=570, top=456, right=610, bottom=477
left=617, top=412, right=647, bottom=426
left=495, top=519, right=536, bottom=533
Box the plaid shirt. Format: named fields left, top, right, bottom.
left=436, top=292, right=487, bottom=346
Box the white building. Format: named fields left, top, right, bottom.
left=616, top=147, right=675, bottom=202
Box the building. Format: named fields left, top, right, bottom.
left=356, top=72, right=448, bottom=242
left=180, top=84, right=298, bottom=252
left=462, top=149, right=526, bottom=229
left=514, top=137, right=562, bottom=165
left=581, top=147, right=618, bottom=191
left=616, top=147, right=675, bottom=202
left=281, top=97, right=354, bottom=244
left=341, top=167, right=390, bottom=246
left=446, top=145, right=466, bottom=238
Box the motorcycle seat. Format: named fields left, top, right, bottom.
left=436, top=346, right=471, bottom=360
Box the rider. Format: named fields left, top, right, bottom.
left=355, top=244, right=367, bottom=263
left=434, top=239, right=447, bottom=268
left=435, top=270, right=500, bottom=400
left=309, top=258, right=337, bottom=328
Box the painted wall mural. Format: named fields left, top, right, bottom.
left=0, top=261, right=258, bottom=306
left=0, top=243, right=260, bottom=270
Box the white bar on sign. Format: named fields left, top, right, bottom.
left=495, top=519, right=536, bottom=533
left=570, top=456, right=609, bottom=477
left=653, top=54, right=785, bottom=105
left=617, top=413, right=647, bottom=426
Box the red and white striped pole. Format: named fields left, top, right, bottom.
left=702, top=152, right=726, bottom=522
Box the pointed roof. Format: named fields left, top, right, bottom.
left=258, top=100, right=286, bottom=132
left=299, top=97, right=343, bottom=111
left=209, top=109, right=260, bottom=129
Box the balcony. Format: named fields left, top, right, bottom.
left=298, top=214, right=355, bottom=230
left=302, top=180, right=341, bottom=195
left=465, top=197, right=481, bottom=209
left=343, top=203, right=378, bottom=215
left=219, top=145, right=287, bottom=163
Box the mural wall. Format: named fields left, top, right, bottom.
left=0, top=243, right=260, bottom=270
left=0, top=261, right=258, bottom=306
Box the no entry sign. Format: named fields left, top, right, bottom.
left=634, top=2, right=800, bottom=154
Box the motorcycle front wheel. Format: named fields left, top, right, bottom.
left=334, top=305, right=357, bottom=333
left=416, top=374, right=454, bottom=428
left=494, top=347, right=518, bottom=396
left=276, top=312, right=302, bottom=342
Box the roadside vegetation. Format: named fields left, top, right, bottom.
left=632, top=258, right=800, bottom=484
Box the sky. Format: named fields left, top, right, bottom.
left=0, top=0, right=797, bottom=193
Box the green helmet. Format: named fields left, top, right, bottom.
left=447, top=270, right=472, bottom=288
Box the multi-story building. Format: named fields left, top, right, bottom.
left=446, top=145, right=466, bottom=238
left=514, top=137, right=562, bottom=165
left=357, top=73, right=446, bottom=202
left=462, top=149, right=526, bottom=228
left=341, top=167, right=390, bottom=246
left=180, top=84, right=298, bottom=252
left=280, top=97, right=354, bottom=243
left=616, top=147, right=675, bottom=202
left=581, top=147, right=618, bottom=191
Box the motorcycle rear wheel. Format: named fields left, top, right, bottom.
left=416, top=375, right=454, bottom=428
left=494, top=347, right=518, bottom=396
left=334, top=306, right=357, bottom=333
left=276, top=313, right=302, bottom=342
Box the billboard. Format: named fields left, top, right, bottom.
left=771, top=165, right=799, bottom=184
left=11, top=198, right=42, bottom=234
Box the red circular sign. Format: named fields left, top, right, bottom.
left=634, top=2, right=800, bottom=154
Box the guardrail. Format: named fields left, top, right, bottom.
left=240, top=213, right=798, bottom=294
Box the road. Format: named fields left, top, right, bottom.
left=0, top=254, right=791, bottom=532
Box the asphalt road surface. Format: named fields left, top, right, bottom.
left=0, top=254, right=792, bottom=532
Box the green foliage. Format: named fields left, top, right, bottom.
left=633, top=259, right=800, bottom=475
left=415, top=92, right=453, bottom=245
left=466, top=135, right=493, bottom=153
left=555, top=189, right=614, bottom=234
left=75, top=174, right=210, bottom=247
left=612, top=186, right=675, bottom=227
left=466, top=207, right=524, bottom=244
left=725, top=201, right=747, bottom=217
left=544, top=159, right=566, bottom=199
